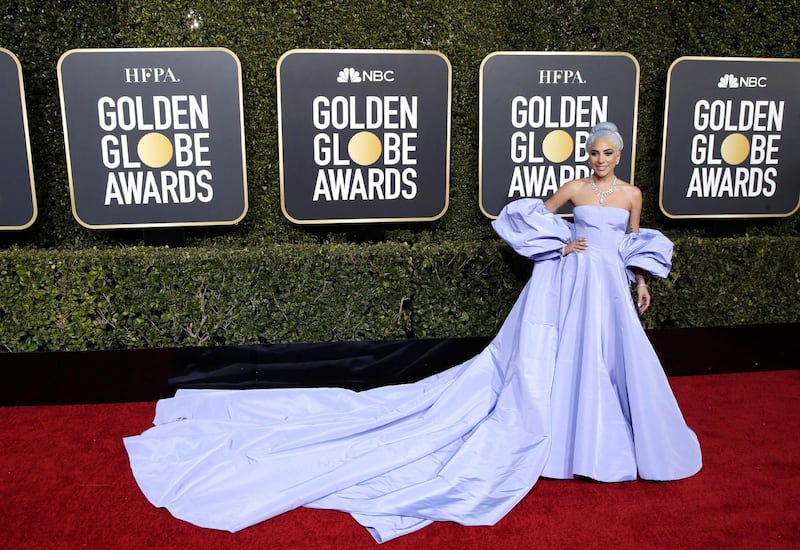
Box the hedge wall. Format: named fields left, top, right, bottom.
left=0, top=1, right=798, bottom=351
left=1, top=236, right=797, bottom=352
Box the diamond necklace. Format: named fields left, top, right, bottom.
left=590, top=176, right=617, bottom=205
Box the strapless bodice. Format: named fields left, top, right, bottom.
left=573, top=205, right=630, bottom=251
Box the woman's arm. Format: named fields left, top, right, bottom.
left=545, top=180, right=587, bottom=256
left=634, top=268, right=650, bottom=313
left=628, top=185, right=643, bottom=233
left=544, top=179, right=580, bottom=213
left=627, top=186, right=650, bottom=312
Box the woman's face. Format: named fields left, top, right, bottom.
left=588, top=136, right=621, bottom=179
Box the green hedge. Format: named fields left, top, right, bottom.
left=650, top=235, right=800, bottom=329
left=0, top=244, right=414, bottom=351
left=1, top=237, right=797, bottom=352
left=0, top=1, right=799, bottom=351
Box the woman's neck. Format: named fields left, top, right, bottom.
left=592, top=173, right=616, bottom=186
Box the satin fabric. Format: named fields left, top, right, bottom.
left=124, top=199, right=701, bottom=542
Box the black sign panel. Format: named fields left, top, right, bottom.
left=0, top=48, right=37, bottom=230
left=479, top=52, right=639, bottom=217
left=278, top=49, right=451, bottom=224
left=661, top=57, right=800, bottom=218
left=58, top=48, right=247, bottom=228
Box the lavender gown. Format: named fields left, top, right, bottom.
left=124, top=199, right=701, bottom=543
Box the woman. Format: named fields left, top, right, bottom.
left=124, top=122, right=701, bottom=543
left=491, top=122, right=701, bottom=482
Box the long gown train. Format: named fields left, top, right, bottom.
left=124, top=199, right=702, bottom=543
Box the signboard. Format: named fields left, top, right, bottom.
left=58, top=48, right=247, bottom=229
left=277, top=49, right=451, bottom=224
left=479, top=52, right=639, bottom=217
left=0, top=48, right=37, bottom=230
left=660, top=57, right=800, bottom=218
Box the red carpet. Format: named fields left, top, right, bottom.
left=2, top=370, right=798, bottom=549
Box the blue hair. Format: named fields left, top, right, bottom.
left=586, top=122, right=623, bottom=151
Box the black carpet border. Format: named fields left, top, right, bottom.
left=1, top=324, right=796, bottom=406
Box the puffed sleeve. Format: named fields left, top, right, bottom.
left=491, top=198, right=574, bottom=261
left=619, top=229, right=673, bottom=282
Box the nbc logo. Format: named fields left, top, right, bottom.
left=337, top=67, right=395, bottom=83
left=718, top=74, right=739, bottom=88
left=717, top=73, right=767, bottom=89
left=337, top=67, right=362, bottom=83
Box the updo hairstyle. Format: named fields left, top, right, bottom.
left=586, top=121, right=623, bottom=151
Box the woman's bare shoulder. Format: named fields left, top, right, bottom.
left=617, top=180, right=640, bottom=197
left=564, top=177, right=590, bottom=190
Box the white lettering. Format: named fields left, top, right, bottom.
left=96, top=95, right=209, bottom=131
left=312, top=96, right=418, bottom=130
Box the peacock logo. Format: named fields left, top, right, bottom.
left=337, top=67, right=361, bottom=83
left=718, top=74, right=739, bottom=88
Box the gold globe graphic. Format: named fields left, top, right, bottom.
left=137, top=132, right=174, bottom=168
left=542, top=130, right=574, bottom=163
left=348, top=131, right=383, bottom=166
left=720, top=133, right=750, bottom=165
